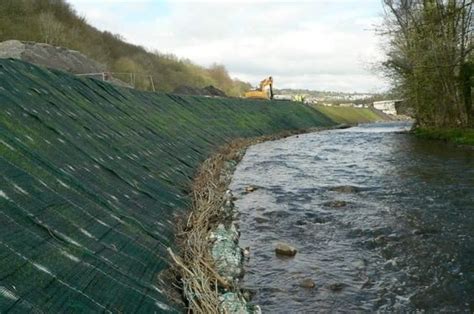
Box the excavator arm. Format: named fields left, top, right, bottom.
left=245, top=76, right=273, bottom=100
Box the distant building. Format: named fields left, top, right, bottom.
left=373, top=100, right=402, bottom=115
left=273, top=94, right=293, bottom=101
left=339, top=103, right=355, bottom=107
left=305, top=97, right=318, bottom=104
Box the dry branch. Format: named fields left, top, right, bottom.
left=167, top=127, right=338, bottom=313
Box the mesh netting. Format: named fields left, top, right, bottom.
left=0, top=59, right=335, bottom=312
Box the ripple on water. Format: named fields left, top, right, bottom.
left=230, top=122, right=474, bottom=312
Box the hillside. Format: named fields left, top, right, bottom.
left=0, top=0, right=251, bottom=96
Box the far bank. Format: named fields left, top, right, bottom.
left=413, top=128, right=474, bottom=146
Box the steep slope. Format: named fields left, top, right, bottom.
left=0, top=59, right=335, bottom=312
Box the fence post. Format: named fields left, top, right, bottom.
left=149, top=75, right=156, bottom=92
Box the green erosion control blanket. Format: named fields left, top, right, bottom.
left=0, top=59, right=335, bottom=312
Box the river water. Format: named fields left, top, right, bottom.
left=229, top=122, right=474, bottom=312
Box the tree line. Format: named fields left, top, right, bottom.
left=382, top=0, right=473, bottom=128
left=0, top=0, right=251, bottom=96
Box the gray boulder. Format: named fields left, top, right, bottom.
left=275, top=243, right=297, bottom=257
left=0, top=40, right=106, bottom=74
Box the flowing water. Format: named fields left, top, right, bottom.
left=229, top=122, right=474, bottom=312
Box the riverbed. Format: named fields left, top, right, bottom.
left=229, top=122, right=474, bottom=312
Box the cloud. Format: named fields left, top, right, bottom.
left=69, top=0, right=388, bottom=92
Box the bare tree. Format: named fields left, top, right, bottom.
left=38, top=12, right=65, bottom=46
left=382, top=0, right=473, bottom=127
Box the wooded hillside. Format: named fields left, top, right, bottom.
left=0, top=0, right=251, bottom=96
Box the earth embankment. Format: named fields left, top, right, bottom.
left=0, top=59, right=335, bottom=312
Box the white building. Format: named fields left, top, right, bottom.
left=273, top=94, right=293, bottom=101
left=373, top=100, right=402, bottom=115
left=339, top=103, right=355, bottom=107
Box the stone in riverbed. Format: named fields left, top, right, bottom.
left=254, top=216, right=269, bottom=224
left=219, top=292, right=261, bottom=314
left=374, top=235, right=386, bottom=246
left=353, top=259, right=366, bottom=269
left=210, top=224, right=243, bottom=281
left=329, top=186, right=360, bottom=193
left=328, top=282, right=346, bottom=292
left=275, top=243, right=297, bottom=257
left=242, top=288, right=256, bottom=302
left=299, top=278, right=316, bottom=289
left=324, top=200, right=348, bottom=208
left=244, top=185, right=260, bottom=193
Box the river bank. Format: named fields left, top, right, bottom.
left=413, top=127, right=474, bottom=146
left=170, top=125, right=350, bottom=313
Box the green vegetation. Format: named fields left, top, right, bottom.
left=413, top=128, right=474, bottom=146
left=382, top=0, right=473, bottom=128
left=0, top=0, right=251, bottom=95
left=313, top=105, right=387, bottom=124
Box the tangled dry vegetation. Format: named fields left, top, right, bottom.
left=168, top=127, right=337, bottom=313
left=168, top=138, right=256, bottom=313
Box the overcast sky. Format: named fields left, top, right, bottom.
left=68, top=0, right=388, bottom=93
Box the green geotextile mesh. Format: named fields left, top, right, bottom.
left=0, top=59, right=335, bottom=313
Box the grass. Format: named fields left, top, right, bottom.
left=413, top=128, right=474, bottom=146
left=312, top=105, right=386, bottom=124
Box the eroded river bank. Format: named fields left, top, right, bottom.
left=230, top=122, right=474, bottom=312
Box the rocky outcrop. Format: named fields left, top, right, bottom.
left=0, top=40, right=106, bottom=74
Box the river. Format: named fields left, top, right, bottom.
left=229, top=122, right=474, bottom=312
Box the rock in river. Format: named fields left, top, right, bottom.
left=275, top=243, right=297, bottom=257
left=328, top=282, right=346, bottom=292
left=329, top=186, right=360, bottom=193
left=245, top=185, right=259, bottom=193
left=324, top=200, right=348, bottom=208
left=299, top=278, right=316, bottom=289
left=254, top=216, right=269, bottom=224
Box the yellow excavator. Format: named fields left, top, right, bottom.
left=244, top=76, right=274, bottom=100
